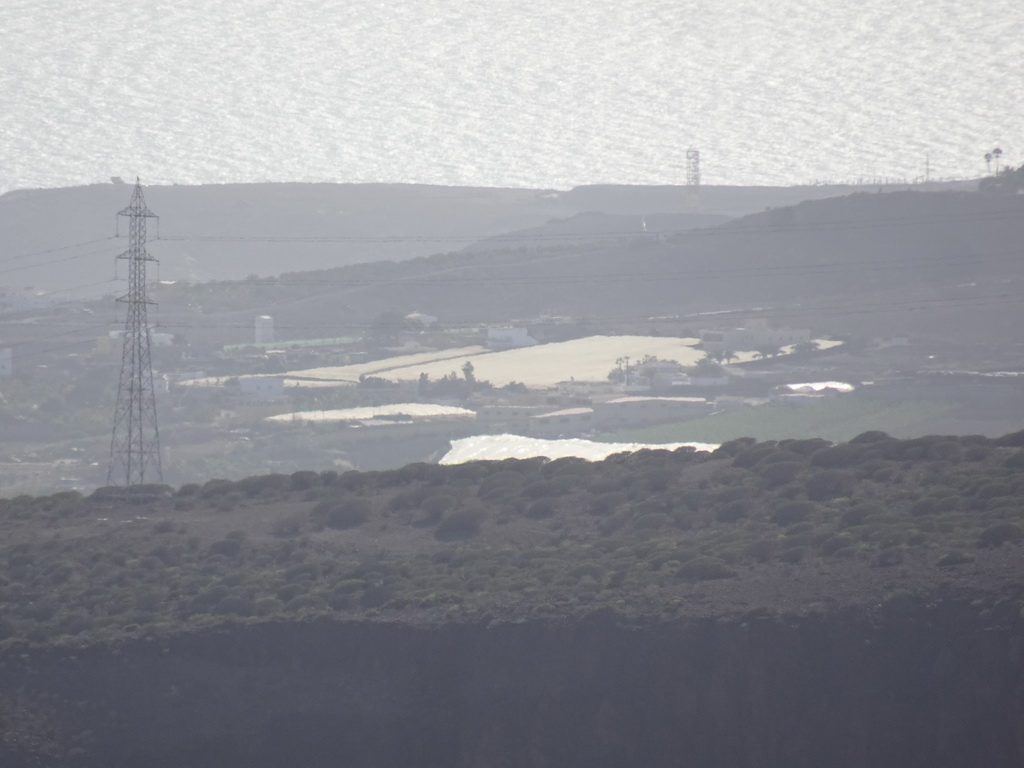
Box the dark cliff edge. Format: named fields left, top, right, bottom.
left=1, top=605, right=1021, bottom=768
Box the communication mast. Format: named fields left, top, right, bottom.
left=686, top=149, right=701, bottom=187
left=107, top=178, right=162, bottom=486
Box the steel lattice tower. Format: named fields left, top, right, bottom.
left=685, top=149, right=701, bottom=187
left=108, top=178, right=162, bottom=486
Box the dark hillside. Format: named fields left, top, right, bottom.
left=162, top=189, right=1024, bottom=345
left=1, top=179, right=970, bottom=297
left=1, top=431, right=1024, bottom=766
left=2, top=431, right=1023, bottom=643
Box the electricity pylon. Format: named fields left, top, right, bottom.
left=107, top=178, right=162, bottom=486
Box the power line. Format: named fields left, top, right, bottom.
left=0, top=237, right=117, bottom=266
left=148, top=290, right=1024, bottom=332
left=0, top=243, right=122, bottom=277
left=151, top=247, right=1024, bottom=289
left=152, top=207, right=1024, bottom=246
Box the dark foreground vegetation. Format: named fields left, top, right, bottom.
left=1, top=430, right=1024, bottom=767
left=2, top=430, right=1024, bottom=649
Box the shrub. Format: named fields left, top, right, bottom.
left=200, top=479, right=236, bottom=498
left=819, top=533, right=855, bottom=556
left=995, top=429, right=1024, bottom=447
left=215, top=596, right=255, bottom=617
left=975, top=482, right=1013, bottom=500
left=675, top=556, right=736, bottom=580
left=634, top=512, right=671, bottom=530
left=284, top=594, right=325, bottom=614
left=542, top=457, right=593, bottom=479
left=849, top=430, right=893, bottom=444
left=254, top=597, right=284, bottom=616
left=716, top=499, right=753, bottom=523
left=270, top=516, right=303, bottom=537
left=840, top=502, right=884, bottom=527
left=745, top=538, right=780, bottom=563
left=771, top=501, right=816, bottom=526
left=589, top=491, right=628, bottom=516
left=478, top=471, right=527, bottom=501
left=978, top=523, right=1024, bottom=548
left=236, top=473, right=290, bottom=497
left=525, top=499, right=558, bottom=520
left=963, top=445, right=993, bottom=462
left=289, top=470, right=320, bottom=491
left=911, top=496, right=959, bottom=517
left=524, top=478, right=574, bottom=498
left=805, top=470, right=856, bottom=501
left=731, top=442, right=780, bottom=469
left=712, top=437, right=757, bottom=458
left=810, top=444, right=866, bottom=468
left=359, top=585, right=395, bottom=608
left=216, top=491, right=244, bottom=512
left=436, top=508, right=485, bottom=541
left=873, top=547, right=904, bottom=567
left=778, top=546, right=808, bottom=564
left=208, top=536, right=243, bottom=557
left=276, top=583, right=307, bottom=602
left=419, top=492, right=459, bottom=521
left=326, top=500, right=373, bottom=529
left=757, top=461, right=805, bottom=487
left=781, top=438, right=832, bottom=456
left=936, top=551, right=975, bottom=567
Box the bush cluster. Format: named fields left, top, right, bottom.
left=1, top=431, right=1023, bottom=646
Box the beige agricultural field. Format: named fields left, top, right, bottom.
left=188, top=335, right=839, bottom=390
left=278, top=335, right=706, bottom=389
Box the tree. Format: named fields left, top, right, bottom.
left=367, top=310, right=408, bottom=352
left=754, top=344, right=782, bottom=359
left=792, top=340, right=820, bottom=356
left=461, top=361, right=476, bottom=384
left=692, top=355, right=725, bottom=378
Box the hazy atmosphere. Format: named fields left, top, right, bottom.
left=1, top=2, right=1023, bottom=767
left=2, top=0, right=1021, bottom=192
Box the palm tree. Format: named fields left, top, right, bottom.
left=993, top=147, right=1003, bottom=173
left=985, top=153, right=993, bottom=174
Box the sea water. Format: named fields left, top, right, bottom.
left=1, top=0, right=1021, bottom=194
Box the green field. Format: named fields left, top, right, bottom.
left=601, top=398, right=954, bottom=445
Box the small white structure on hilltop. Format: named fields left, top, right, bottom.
left=700, top=319, right=810, bottom=354
left=405, top=312, right=438, bottom=328
left=255, top=315, right=275, bottom=345
left=486, top=327, right=537, bottom=351
left=0, top=347, right=11, bottom=378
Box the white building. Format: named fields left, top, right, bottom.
left=700, top=321, right=810, bottom=354
left=486, top=327, right=537, bottom=351
left=405, top=312, right=438, bottom=328
left=255, top=315, right=275, bottom=344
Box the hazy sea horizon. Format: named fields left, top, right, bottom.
left=2, top=0, right=1021, bottom=196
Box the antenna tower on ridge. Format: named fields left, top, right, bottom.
left=108, top=178, right=162, bottom=486
left=685, top=149, right=701, bottom=187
